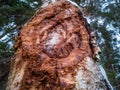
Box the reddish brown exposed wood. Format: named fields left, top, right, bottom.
left=7, top=0, right=111, bottom=90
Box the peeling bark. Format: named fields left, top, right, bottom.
left=7, top=0, right=113, bottom=90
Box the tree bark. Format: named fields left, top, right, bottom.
left=7, top=0, right=113, bottom=90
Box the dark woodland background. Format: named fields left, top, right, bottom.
left=0, top=0, right=120, bottom=90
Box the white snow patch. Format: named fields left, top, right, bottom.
left=106, top=23, right=115, bottom=31
left=102, top=3, right=109, bottom=10
left=33, top=1, right=38, bottom=5
left=98, top=18, right=105, bottom=25
left=101, top=1, right=116, bottom=12
left=116, top=34, right=120, bottom=41
left=85, top=17, right=91, bottom=23
left=116, top=73, right=120, bottom=79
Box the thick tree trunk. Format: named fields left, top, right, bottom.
left=7, top=0, right=113, bottom=90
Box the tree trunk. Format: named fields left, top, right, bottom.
left=6, top=0, right=113, bottom=90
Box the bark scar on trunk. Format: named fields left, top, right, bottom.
left=7, top=0, right=112, bottom=90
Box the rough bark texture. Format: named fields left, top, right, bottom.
left=7, top=0, right=112, bottom=90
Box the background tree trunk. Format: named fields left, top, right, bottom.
left=6, top=0, right=113, bottom=90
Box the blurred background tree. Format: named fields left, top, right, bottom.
left=0, top=0, right=119, bottom=90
